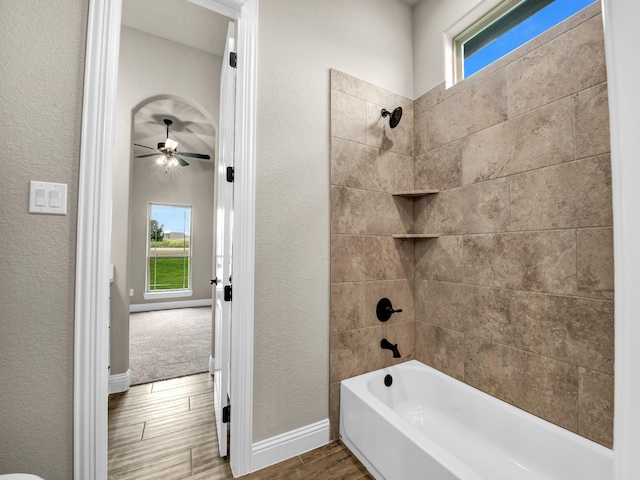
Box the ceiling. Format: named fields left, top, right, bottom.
left=399, top=0, right=421, bottom=7
left=121, top=0, right=231, bottom=56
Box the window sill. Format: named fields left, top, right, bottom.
left=143, top=290, right=193, bottom=301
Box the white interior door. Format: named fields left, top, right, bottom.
left=213, top=21, right=236, bottom=459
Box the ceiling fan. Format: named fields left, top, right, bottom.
left=134, top=118, right=211, bottom=172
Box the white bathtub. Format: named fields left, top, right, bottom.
left=340, top=360, right=613, bottom=480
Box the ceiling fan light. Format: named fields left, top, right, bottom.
left=165, top=138, right=179, bottom=151
left=168, top=157, right=180, bottom=168
left=156, top=155, right=168, bottom=166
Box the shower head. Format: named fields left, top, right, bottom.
left=381, top=106, right=403, bottom=129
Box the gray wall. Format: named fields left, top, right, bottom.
left=0, top=1, right=88, bottom=478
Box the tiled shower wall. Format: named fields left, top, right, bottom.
left=330, top=70, right=416, bottom=440
left=413, top=3, right=613, bottom=448
left=330, top=2, right=613, bottom=448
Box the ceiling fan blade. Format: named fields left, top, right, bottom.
left=177, top=152, right=211, bottom=160
left=176, top=155, right=190, bottom=167
left=135, top=153, right=161, bottom=158
left=134, top=143, right=158, bottom=151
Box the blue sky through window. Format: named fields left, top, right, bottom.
left=465, top=0, right=597, bottom=78
left=151, top=204, right=191, bottom=236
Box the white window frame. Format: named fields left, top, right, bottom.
left=144, top=203, right=193, bottom=300
left=452, top=0, right=522, bottom=84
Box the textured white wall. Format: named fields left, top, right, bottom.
left=413, top=0, right=494, bottom=97
left=0, top=1, right=88, bottom=478
left=110, top=26, right=222, bottom=374
left=601, top=0, right=640, bottom=477
left=254, top=0, right=413, bottom=442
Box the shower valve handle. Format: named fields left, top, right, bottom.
left=376, top=298, right=403, bottom=322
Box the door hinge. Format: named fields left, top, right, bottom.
left=223, top=405, right=231, bottom=423
left=230, top=52, right=237, bottom=68
left=226, top=166, right=234, bottom=183
left=224, top=285, right=232, bottom=302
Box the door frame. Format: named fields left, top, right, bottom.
left=74, top=0, right=258, bottom=477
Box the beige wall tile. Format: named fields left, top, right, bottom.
left=424, top=69, right=508, bottom=151
left=330, top=186, right=367, bottom=235
left=367, top=101, right=414, bottom=157
left=330, top=282, right=367, bottom=333
left=464, top=337, right=578, bottom=432
left=381, top=320, right=415, bottom=365
left=415, top=82, right=446, bottom=116
left=331, top=69, right=414, bottom=117
left=381, top=149, right=415, bottom=193
left=415, top=141, right=462, bottom=191
left=462, top=97, right=574, bottom=184
left=329, top=381, right=340, bottom=441
left=415, top=236, right=464, bottom=283
left=415, top=178, right=510, bottom=235
left=330, top=327, right=383, bottom=383
left=331, top=235, right=414, bottom=283
left=574, top=82, right=611, bottom=159
left=510, top=155, right=613, bottom=230
left=414, top=112, right=427, bottom=156
left=507, top=291, right=614, bottom=374
left=330, top=322, right=413, bottom=383
left=364, top=191, right=413, bottom=236
left=331, top=235, right=367, bottom=283
left=577, top=227, right=614, bottom=299
left=415, top=278, right=428, bottom=322
left=331, top=90, right=367, bottom=143
left=507, top=15, right=607, bottom=118
left=365, top=279, right=414, bottom=326
left=331, top=137, right=413, bottom=193
left=566, top=1, right=602, bottom=30
left=578, top=367, right=614, bottom=448
left=415, top=321, right=464, bottom=381
left=331, top=280, right=413, bottom=333
left=463, top=231, right=577, bottom=295
left=331, top=137, right=376, bottom=189
left=419, top=280, right=510, bottom=339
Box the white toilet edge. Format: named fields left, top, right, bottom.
left=0, top=475, right=44, bottom=480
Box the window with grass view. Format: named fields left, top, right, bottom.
left=454, top=0, right=596, bottom=82
left=148, top=204, right=192, bottom=292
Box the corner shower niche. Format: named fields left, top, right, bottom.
left=391, top=189, right=439, bottom=239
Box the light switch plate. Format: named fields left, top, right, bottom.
left=29, top=181, right=68, bottom=215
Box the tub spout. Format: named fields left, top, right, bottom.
left=381, top=338, right=401, bottom=358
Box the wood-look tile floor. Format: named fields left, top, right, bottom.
left=108, top=372, right=372, bottom=479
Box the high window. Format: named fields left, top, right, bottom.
left=453, top=0, right=597, bottom=83
left=147, top=204, right=192, bottom=295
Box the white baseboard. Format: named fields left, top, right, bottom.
left=250, top=419, right=330, bottom=473
left=109, top=369, right=131, bottom=394
left=209, top=355, right=216, bottom=374
left=130, top=298, right=213, bottom=313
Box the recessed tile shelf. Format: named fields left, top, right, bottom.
left=392, top=233, right=439, bottom=239
left=392, top=189, right=440, bottom=238
left=392, top=189, right=439, bottom=198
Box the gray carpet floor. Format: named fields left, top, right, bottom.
left=129, top=306, right=212, bottom=386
